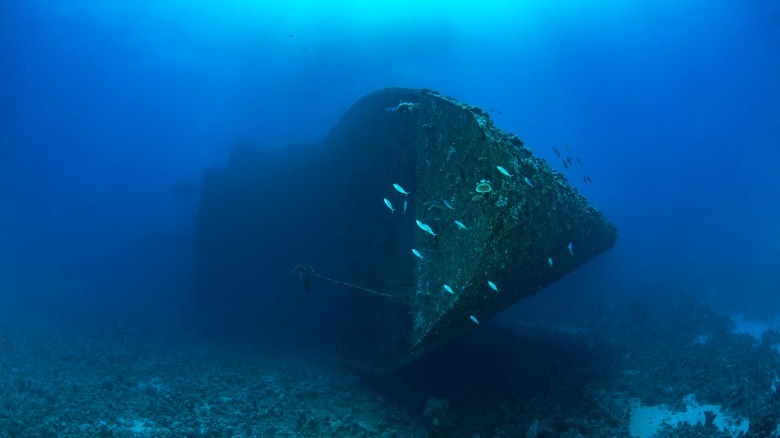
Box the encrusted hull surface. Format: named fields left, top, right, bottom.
left=196, top=88, right=617, bottom=373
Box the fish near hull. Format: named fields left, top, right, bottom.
left=399, top=91, right=616, bottom=367
left=195, top=88, right=617, bottom=374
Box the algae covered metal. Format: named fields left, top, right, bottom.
left=401, top=90, right=617, bottom=366
left=195, top=88, right=617, bottom=373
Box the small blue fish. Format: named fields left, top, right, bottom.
left=524, top=177, right=534, bottom=188
left=567, top=242, right=574, bottom=256
left=487, top=280, right=498, bottom=292
left=454, top=220, right=469, bottom=230
left=416, top=220, right=437, bottom=237
left=403, top=200, right=408, bottom=214
left=497, top=165, right=513, bottom=177
left=412, top=249, right=423, bottom=259
left=548, top=257, right=553, bottom=267
left=442, top=199, right=456, bottom=210
left=384, top=198, right=394, bottom=213
left=393, top=183, right=410, bottom=196
left=443, top=284, right=455, bottom=294
left=469, top=315, right=480, bottom=325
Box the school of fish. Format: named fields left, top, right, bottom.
left=377, top=140, right=585, bottom=327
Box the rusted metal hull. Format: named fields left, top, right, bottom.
left=195, top=88, right=617, bottom=373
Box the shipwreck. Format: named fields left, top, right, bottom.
left=194, top=88, right=617, bottom=373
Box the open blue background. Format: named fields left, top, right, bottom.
left=1, top=0, right=778, bottom=332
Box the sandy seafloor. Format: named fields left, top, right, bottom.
left=2, top=300, right=780, bottom=437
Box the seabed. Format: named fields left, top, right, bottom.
left=2, top=299, right=779, bottom=437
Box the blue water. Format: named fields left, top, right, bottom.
left=1, top=1, right=780, bottom=435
